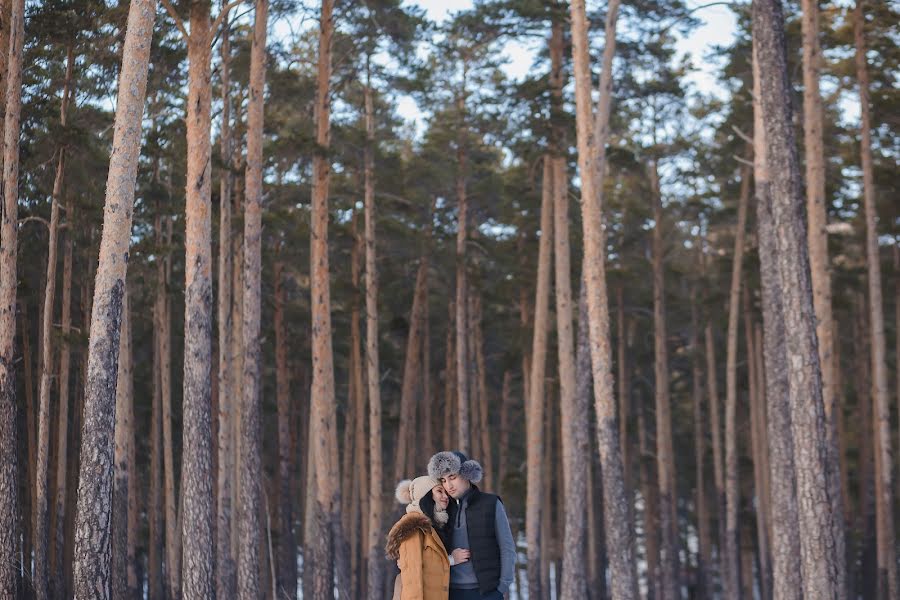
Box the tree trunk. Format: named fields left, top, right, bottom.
left=752, top=3, right=844, bottom=597
left=230, top=179, right=244, bottom=567
left=444, top=302, right=456, bottom=451
left=854, top=4, right=897, bottom=598
left=421, top=275, right=432, bottom=457
left=149, top=218, right=165, bottom=600
left=0, top=0, right=22, bottom=594
left=466, top=289, right=481, bottom=465
left=639, top=397, right=661, bottom=599
left=498, top=370, right=511, bottom=493
left=237, top=0, right=267, bottom=597
left=273, top=259, right=296, bottom=600
left=703, top=323, right=726, bottom=580
left=363, top=55, right=384, bottom=600
left=648, top=161, right=678, bottom=600
left=723, top=163, right=751, bottom=599
left=33, top=44, right=74, bottom=600
left=455, top=79, right=470, bottom=456
left=690, top=287, right=712, bottom=600
left=160, top=221, right=179, bottom=600
left=525, top=156, right=553, bottom=600
left=616, top=285, right=630, bottom=498
left=569, top=2, right=638, bottom=597
left=112, top=289, right=134, bottom=600
left=347, top=213, right=365, bottom=598
left=51, top=208, right=74, bottom=599
left=71, top=0, right=155, bottom=594
left=752, top=38, right=802, bottom=600
left=217, top=2, right=236, bottom=596
left=853, top=295, right=876, bottom=600
left=473, top=292, right=492, bottom=488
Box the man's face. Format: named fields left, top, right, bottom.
left=440, top=473, right=470, bottom=499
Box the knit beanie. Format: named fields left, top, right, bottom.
left=395, top=475, right=441, bottom=515
left=427, top=450, right=483, bottom=483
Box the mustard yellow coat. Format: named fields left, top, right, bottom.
left=385, top=512, right=450, bottom=600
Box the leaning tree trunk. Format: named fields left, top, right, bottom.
left=34, top=45, right=74, bottom=600
left=723, top=163, right=751, bottom=599
left=181, top=2, right=219, bottom=598
left=525, top=156, right=554, bottom=600
left=649, top=161, right=678, bottom=600
left=363, top=59, right=385, bottom=600
left=569, top=1, right=639, bottom=598
left=0, top=0, right=23, bottom=594
left=853, top=3, right=897, bottom=598
left=237, top=0, right=267, bottom=597
left=752, top=38, right=802, bottom=600
left=71, top=0, right=156, bottom=595
left=216, top=1, right=235, bottom=596
left=752, top=3, right=844, bottom=598
left=112, top=289, right=134, bottom=600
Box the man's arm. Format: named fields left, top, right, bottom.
left=495, top=500, right=516, bottom=596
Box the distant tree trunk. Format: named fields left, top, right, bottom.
left=0, top=0, right=22, bottom=594
left=444, top=302, right=456, bottom=451
left=753, top=2, right=844, bottom=597
left=274, top=260, right=297, bottom=600
left=216, top=2, right=236, bottom=596
left=467, top=289, right=481, bottom=465
left=752, top=39, right=802, bottom=600
left=703, top=322, right=726, bottom=578
left=639, top=396, right=661, bottom=599
left=360, top=54, right=385, bottom=600
left=71, top=0, right=155, bottom=594
left=648, top=161, right=678, bottom=600
left=854, top=4, right=897, bottom=598
left=853, top=294, right=877, bottom=600
left=237, top=0, right=267, bottom=597
left=498, top=370, right=512, bottom=492
left=421, top=280, right=432, bottom=457
left=473, top=293, right=492, bottom=487
left=33, top=44, right=74, bottom=600
left=149, top=218, right=165, bottom=600
left=160, top=223, right=178, bottom=600
left=723, top=163, right=750, bottom=599
left=112, top=289, right=134, bottom=600
left=616, top=285, right=629, bottom=496
left=344, top=212, right=362, bottom=597
left=230, top=180, right=244, bottom=567
left=526, top=156, right=554, bottom=600
left=690, top=287, right=712, bottom=600
left=51, top=209, right=74, bottom=599
left=455, top=77, right=470, bottom=456
left=570, top=2, right=638, bottom=597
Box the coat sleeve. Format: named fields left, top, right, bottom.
left=495, top=501, right=516, bottom=596
left=398, top=532, right=425, bottom=599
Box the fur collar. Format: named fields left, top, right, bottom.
left=385, top=512, right=433, bottom=560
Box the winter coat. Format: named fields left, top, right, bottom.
left=386, top=512, right=450, bottom=600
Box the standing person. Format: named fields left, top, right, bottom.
left=387, top=475, right=471, bottom=600
left=428, top=451, right=515, bottom=600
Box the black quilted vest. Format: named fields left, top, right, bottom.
left=448, top=485, right=501, bottom=594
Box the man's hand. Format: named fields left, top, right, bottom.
left=450, top=548, right=471, bottom=564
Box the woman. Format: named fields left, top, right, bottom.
left=387, top=475, right=470, bottom=600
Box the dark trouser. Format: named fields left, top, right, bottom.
left=449, top=589, right=503, bottom=600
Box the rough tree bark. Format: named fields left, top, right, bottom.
left=723, top=163, right=750, bottom=599
left=753, top=2, right=844, bottom=597
left=34, top=43, right=74, bottom=600
left=0, top=0, right=21, bottom=593
left=71, top=0, right=155, bottom=595
left=649, top=161, right=678, bottom=600
left=752, top=38, right=802, bottom=600
left=525, top=156, right=553, bottom=600
left=569, top=1, right=639, bottom=597
left=112, top=289, right=134, bottom=600
left=853, top=3, right=897, bottom=598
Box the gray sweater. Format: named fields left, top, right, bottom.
left=449, top=489, right=516, bottom=596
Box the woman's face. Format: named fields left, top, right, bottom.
left=431, top=484, right=449, bottom=510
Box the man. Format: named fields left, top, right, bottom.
left=427, top=451, right=515, bottom=600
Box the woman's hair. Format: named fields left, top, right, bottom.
left=419, top=490, right=453, bottom=550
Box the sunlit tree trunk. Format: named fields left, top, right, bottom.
left=71, top=0, right=155, bottom=594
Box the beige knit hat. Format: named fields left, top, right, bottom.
left=395, top=475, right=441, bottom=515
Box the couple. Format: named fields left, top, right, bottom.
left=386, top=451, right=515, bottom=600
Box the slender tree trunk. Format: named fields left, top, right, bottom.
left=703, top=322, right=726, bottom=580
left=112, top=289, right=134, bottom=600
left=51, top=209, right=74, bottom=599
left=217, top=2, right=236, bottom=596
left=753, top=3, right=844, bottom=597
left=498, top=370, right=511, bottom=492
left=473, top=293, right=492, bottom=487
left=752, top=39, right=802, bottom=600
left=149, top=218, right=165, bottom=600
left=23, top=301, right=35, bottom=580
left=690, top=287, right=712, bottom=600
left=160, top=222, right=179, bottom=600
left=639, top=397, right=661, bottom=599
left=347, top=212, right=365, bottom=598
left=853, top=4, right=897, bottom=598
left=363, top=55, right=384, bottom=600
left=71, top=0, right=155, bottom=594
left=526, top=156, right=554, bottom=600
left=230, top=180, right=244, bottom=567
left=570, top=2, right=638, bottom=597
left=466, top=289, right=481, bottom=465
left=444, top=302, right=456, bottom=451
left=723, top=163, right=751, bottom=599
left=274, top=260, right=297, bottom=600
left=648, top=161, right=679, bottom=600
left=455, top=78, right=470, bottom=456
left=853, top=295, right=877, bottom=600
left=616, top=285, right=629, bottom=497
left=422, top=278, right=432, bottom=457
left=0, top=0, right=22, bottom=594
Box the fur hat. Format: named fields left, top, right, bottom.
left=427, top=450, right=483, bottom=483
left=395, top=475, right=440, bottom=515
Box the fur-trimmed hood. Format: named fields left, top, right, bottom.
left=385, top=512, right=433, bottom=560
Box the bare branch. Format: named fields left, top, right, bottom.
left=19, top=216, right=51, bottom=230
left=160, top=0, right=190, bottom=41
left=733, top=155, right=755, bottom=168
left=731, top=125, right=753, bottom=145
left=211, top=0, right=244, bottom=40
